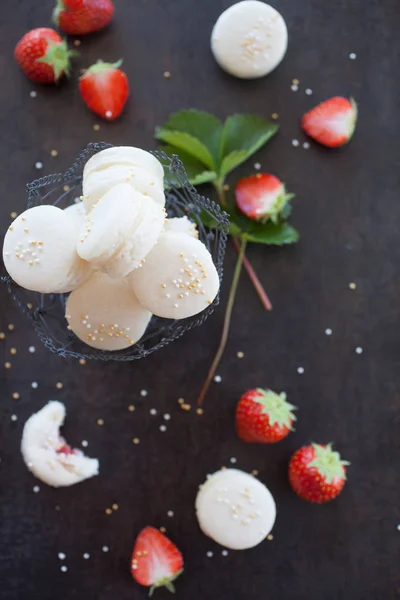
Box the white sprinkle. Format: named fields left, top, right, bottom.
left=35, top=162, right=43, bottom=170
left=349, top=52, right=357, bottom=60
left=150, top=408, right=157, bottom=415
left=206, top=551, right=213, bottom=558
left=55, top=505, right=61, bottom=511
left=60, top=566, right=68, bottom=573
left=325, top=328, right=332, bottom=336
left=58, top=553, right=66, bottom=560
left=305, top=88, right=313, bottom=95
left=167, top=510, right=174, bottom=517
left=160, top=425, right=167, bottom=432
left=297, top=367, right=305, bottom=374
left=140, top=390, right=148, bottom=397
left=291, top=84, right=298, bottom=91
left=29, top=346, right=36, bottom=353
left=83, top=553, right=90, bottom=560
left=30, top=90, right=37, bottom=98
left=81, top=440, right=88, bottom=447
left=214, top=375, right=222, bottom=383
left=222, top=550, right=229, bottom=556
left=31, top=382, right=38, bottom=389
left=355, top=346, right=363, bottom=354
left=105, top=110, right=113, bottom=118
left=173, top=304, right=179, bottom=308
left=397, top=524, right=400, bottom=531
left=11, top=414, right=17, bottom=422
left=303, top=142, right=310, bottom=149
left=292, top=139, right=300, bottom=147
left=163, top=413, right=171, bottom=421
left=230, top=457, right=237, bottom=464
left=102, top=546, right=109, bottom=553
left=33, top=485, right=40, bottom=493
left=254, top=162, right=261, bottom=170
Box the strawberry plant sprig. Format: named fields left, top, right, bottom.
left=155, top=109, right=299, bottom=405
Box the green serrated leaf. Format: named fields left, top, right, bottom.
left=155, top=128, right=216, bottom=170
left=161, top=109, right=223, bottom=167
left=159, top=145, right=218, bottom=186
left=242, top=222, right=299, bottom=245
left=219, top=115, right=279, bottom=176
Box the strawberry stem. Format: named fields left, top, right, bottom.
left=213, top=181, right=273, bottom=311
left=197, top=238, right=247, bottom=406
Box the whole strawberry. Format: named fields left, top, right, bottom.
left=301, top=97, right=358, bottom=148
left=14, top=28, right=75, bottom=83
left=79, top=60, right=129, bottom=120
left=236, top=388, right=296, bottom=443
left=235, top=173, right=294, bottom=223
left=289, top=443, right=350, bottom=503
left=53, top=0, right=114, bottom=35
left=131, top=526, right=184, bottom=596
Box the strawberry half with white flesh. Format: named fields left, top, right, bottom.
left=79, top=59, right=129, bottom=120
left=301, top=97, right=358, bottom=148
left=235, top=173, right=294, bottom=223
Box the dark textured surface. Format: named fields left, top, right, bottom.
left=0, top=1, right=399, bottom=599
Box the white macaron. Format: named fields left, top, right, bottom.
left=65, top=272, right=152, bottom=351
left=211, top=1, right=288, bottom=79
left=21, top=401, right=99, bottom=488
left=3, top=205, right=92, bottom=294
left=164, top=216, right=199, bottom=239
left=64, top=201, right=87, bottom=229
left=83, top=146, right=164, bottom=184
left=195, top=469, right=276, bottom=550
left=82, top=164, right=165, bottom=211
left=130, top=232, right=219, bottom=319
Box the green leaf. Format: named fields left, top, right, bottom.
left=159, top=145, right=217, bottom=186
left=242, top=222, right=299, bottom=245
left=219, top=115, right=279, bottom=176
left=155, top=128, right=216, bottom=170
left=160, top=109, right=223, bottom=167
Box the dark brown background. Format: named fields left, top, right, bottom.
left=0, top=0, right=399, bottom=599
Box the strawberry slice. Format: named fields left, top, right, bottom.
left=131, top=527, right=183, bottom=596
left=235, top=173, right=293, bottom=223
left=79, top=60, right=129, bottom=121
left=301, top=96, right=358, bottom=148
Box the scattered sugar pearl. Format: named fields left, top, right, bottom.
left=237, top=351, right=244, bottom=359
left=150, top=408, right=157, bottom=415
left=167, top=510, right=174, bottom=517
left=254, top=162, right=261, bottom=170
left=160, top=425, right=167, bottom=432
left=303, top=142, right=310, bottom=149
left=50, top=149, right=58, bottom=157
left=105, top=111, right=113, bottom=118
left=31, top=382, right=38, bottom=389
left=214, top=375, right=222, bottom=383
left=33, top=485, right=40, bottom=493
left=10, top=212, right=17, bottom=219
left=291, top=84, right=298, bottom=92
left=349, top=52, right=357, bottom=60
left=29, top=346, right=36, bottom=353
left=133, top=437, right=140, bottom=445
left=93, top=124, right=101, bottom=132
left=140, top=389, right=148, bottom=397
left=206, top=551, right=213, bottom=558
left=163, top=413, right=171, bottom=421
left=81, top=440, right=88, bottom=448
left=267, top=534, right=274, bottom=541
left=11, top=414, right=18, bottom=422
left=30, top=90, right=37, bottom=98
left=222, top=550, right=229, bottom=556
left=355, top=347, right=363, bottom=354
left=35, top=161, right=43, bottom=170
left=325, top=328, right=333, bottom=336
left=97, top=419, right=104, bottom=426
left=305, top=88, right=313, bottom=95
left=292, top=139, right=300, bottom=147
left=56, top=382, right=63, bottom=389
left=397, top=524, right=400, bottom=531
left=60, top=566, right=68, bottom=573
left=349, top=282, right=357, bottom=290
left=83, top=553, right=90, bottom=560
left=163, top=71, right=171, bottom=78
left=102, top=546, right=109, bottom=553
left=297, top=367, right=305, bottom=374
left=58, top=553, right=66, bottom=560
left=230, top=457, right=237, bottom=464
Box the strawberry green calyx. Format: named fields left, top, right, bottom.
left=53, top=0, right=66, bottom=27
left=81, top=59, right=123, bottom=78
left=265, top=189, right=295, bottom=224
left=309, top=443, right=350, bottom=485
left=255, top=388, right=297, bottom=429
left=36, top=37, right=75, bottom=81
left=149, top=569, right=184, bottom=597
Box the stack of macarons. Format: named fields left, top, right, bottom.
left=2, top=146, right=220, bottom=351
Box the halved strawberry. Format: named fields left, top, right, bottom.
left=131, top=527, right=183, bottom=596
left=301, top=97, right=358, bottom=148
left=235, top=173, right=294, bottom=223
left=79, top=60, right=129, bottom=120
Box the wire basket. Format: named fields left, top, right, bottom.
left=1, top=143, right=229, bottom=361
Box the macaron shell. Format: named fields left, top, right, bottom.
left=77, top=183, right=143, bottom=266
left=211, top=1, right=288, bottom=79
left=3, top=205, right=92, bottom=294
left=103, top=197, right=166, bottom=279
left=195, top=469, right=276, bottom=550
left=83, top=165, right=165, bottom=211
left=130, top=232, right=220, bottom=319
left=64, top=201, right=87, bottom=230
left=83, top=146, right=164, bottom=183
left=66, top=272, right=152, bottom=351
left=164, top=216, right=199, bottom=239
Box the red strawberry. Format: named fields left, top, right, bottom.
left=79, top=60, right=129, bottom=120
left=236, top=388, right=296, bottom=443
left=53, top=0, right=114, bottom=35
left=131, top=527, right=183, bottom=596
left=235, top=173, right=294, bottom=223
left=14, top=28, right=75, bottom=84
left=289, top=443, right=350, bottom=503
left=301, top=97, right=358, bottom=148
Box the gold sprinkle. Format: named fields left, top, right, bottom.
left=74, top=39, right=81, bottom=47
left=0, top=333, right=5, bottom=340
left=56, top=382, right=63, bottom=389
left=178, top=398, right=185, bottom=405
left=97, top=419, right=104, bottom=426
left=93, top=124, right=101, bottom=131
left=292, top=78, right=299, bottom=85
left=128, top=405, right=135, bottom=412
left=178, top=294, right=184, bottom=299
left=267, top=534, right=274, bottom=541
left=27, top=303, right=33, bottom=310
left=8, top=324, right=14, bottom=331
left=24, top=228, right=29, bottom=233
left=349, top=282, right=356, bottom=290
left=10, top=348, right=17, bottom=355
left=271, top=112, right=279, bottom=120
left=5, top=362, right=11, bottom=369
left=79, top=358, right=86, bottom=365
left=221, top=466, right=226, bottom=471
left=12, top=392, right=20, bottom=400
left=29, top=261, right=34, bottom=266
left=112, top=503, right=119, bottom=511
left=252, top=469, right=259, bottom=476
left=8, top=226, right=13, bottom=231
left=50, top=149, right=58, bottom=157
left=105, top=508, right=112, bottom=515
left=160, top=526, right=167, bottom=533
left=196, top=408, right=203, bottom=415
left=133, top=437, right=140, bottom=444
left=63, top=185, right=70, bottom=192
left=223, top=184, right=230, bottom=191
left=10, top=212, right=17, bottom=219
left=249, top=513, right=256, bottom=519
left=161, top=284, right=167, bottom=288
left=181, top=403, right=191, bottom=411
left=163, top=71, right=171, bottom=79
left=207, top=300, right=213, bottom=304
left=237, top=351, right=244, bottom=359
